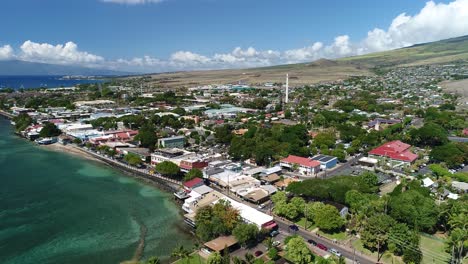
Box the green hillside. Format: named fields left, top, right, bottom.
left=340, top=35, right=468, bottom=68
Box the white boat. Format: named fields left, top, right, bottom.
left=35, top=137, right=57, bottom=145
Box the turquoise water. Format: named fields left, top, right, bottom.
left=0, top=117, right=193, bottom=264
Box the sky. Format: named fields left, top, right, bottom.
left=1, top=0, right=468, bottom=73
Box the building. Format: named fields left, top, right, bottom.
left=280, top=155, right=320, bottom=176
left=368, top=140, right=418, bottom=167
left=179, top=158, right=209, bottom=172
left=118, top=147, right=151, bottom=162
left=151, top=148, right=198, bottom=167
left=204, top=236, right=239, bottom=254
left=158, top=136, right=185, bottom=148
left=311, top=155, right=338, bottom=170
left=183, top=177, right=205, bottom=191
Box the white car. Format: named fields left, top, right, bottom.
left=328, top=248, right=342, bottom=257
left=272, top=241, right=281, bottom=247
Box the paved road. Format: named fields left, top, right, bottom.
left=325, top=154, right=364, bottom=178
left=210, top=184, right=376, bottom=264
left=448, top=136, right=468, bottom=143
left=274, top=218, right=375, bottom=264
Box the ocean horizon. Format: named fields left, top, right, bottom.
left=0, top=75, right=106, bottom=89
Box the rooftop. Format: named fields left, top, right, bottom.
left=281, top=155, right=321, bottom=168
left=204, top=236, right=238, bottom=252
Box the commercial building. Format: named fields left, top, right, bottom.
left=368, top=140, right=418, bottom=167
left=311, top=155, right=338, bottom=170
left=280, top=155, right=320, bottom=176
left=158, top=136, right=185, bottom=148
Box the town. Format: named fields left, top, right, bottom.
left=0, top=62, right=467, bottom=264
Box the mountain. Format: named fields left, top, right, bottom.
left=129, top=35, right=468, bottom=88
left=339, top=35, right=468, bottom=68
left=0, top=60, right=130, bottom=76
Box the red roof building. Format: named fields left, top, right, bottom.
left=368, top=140, right=418, bottom=163
left=280, top=155, right=321, bottom=176
left=183, top=177, right=204, bottom=190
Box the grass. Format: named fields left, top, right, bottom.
left=317, top=230, right=347, bottom=241
left=295, top=217, right=316, bottom=230
left=173, top=254, right=206, bottom=264
left=419, top=234, right=450, bottom=264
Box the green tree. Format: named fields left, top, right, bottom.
left=135, top=123, right=158, bottom=151
left=361, top=171, right=378, bottom=187
left=268, top=248, right=279, bottom=260
left=206, top=252, right=223, bottom=264
left=146, top=256, right=161, bottom=264
left=184, top=168, right=203, bottom=182
left=285, top=237, right=314, bottom=264
left=361, top=214, right=396, bottom=261
left=389, top=190, right=438, bottom=232
left=430, top=142, right=468, bottom=168
left=171, top=245, right=190, bottom=264
left=313, top=204, right=345, bottom=232
left=124, top=153, right=143, bottom=166
left=155, top=161, right=180, bottom=178
left=232, top=223, right=259, bottom=247
left=39, top=122, right=61, bottom=137
left=409, top=122, right=448, bottom=147
left=271, top=191, right=287, bottom=204
left=13, top=113, right=33, bottom=132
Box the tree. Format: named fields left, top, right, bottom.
left=13, top=113, right=33, bottom=132
left=332, top=148, right=346, bottom=162
left=388, top=223, right=416, bottom=256
left=313, top=204, right=345, bottom=232
left=171, top=245, right=190, bottom=264
left=389, top=190, right=438, bottom=232
left=135, top=123, right=158, bottom=151
left=124, top=153, right=143, bottom=166
left=361, top=171, right=378, bottom=187
left=430, top=142, right=468, bottom=168
left=285, top=237, right=314, bottom=264
left=233, top=223, right=259, bottom=247
left=290, top=197, right=306, bottom=214
left=206, top=252, right=223, bottom=264
left=409, top=122, right=448, bottom=147
left=271, top=191, right=287, bottom=204
left=184, top=168, right=203, bottom=182
left=155, top=161, right=180, bottom=178
left=361, top=214, right=395, bottom=261
left=268, top=248, right=279, bottom=260
left=146, top=256, right=161, bottom=264
left=39, top=122, right=61, bottom=137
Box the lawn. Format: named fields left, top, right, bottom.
left=295, top=217, right=316, bottom=230
left=419, top=234, right=450, bottom=264
left=173, top=254, right=206, bottom=264
left=317, top=230, right=347, bottom=241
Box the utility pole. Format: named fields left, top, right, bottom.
left=304, top=203, right=308, bottom=231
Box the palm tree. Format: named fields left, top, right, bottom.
left=171, top=245, right=191, bottom=264
left=146, top=256, right=161, bottom=264
left=244, top=253, right=255, bottom=264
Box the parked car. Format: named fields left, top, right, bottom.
left=328, top=248, right=342, bottom=257
left=254, top=250, right=263, bottom=257
left=317, top=243, right=328, bottom=251
left=307, top=239, right=317, bottom=246
left=269, top=230, right=279, bottom=237
left=289, top=224, right=299, bottom=231
left=272, top=241, right=281, bottom=247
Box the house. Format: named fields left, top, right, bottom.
left=367, top=118, right=401, bottom=131
left=158, top=136, right=185, bottom=148
left=368, top=140, right=418, bottom=166
left=280, top=155, right=320, bottom=176
left=422, top=177, right=435, bottom=188
left=179, top=158, right=209, bottom=172
left=311, top=155, right=338, bottom=170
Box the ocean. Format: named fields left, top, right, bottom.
left=0, top=117, right=193, bottom=264
left=0, top=76, right=106, bottom=89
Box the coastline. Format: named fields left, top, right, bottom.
left=40, top=143, right=106, bottom=164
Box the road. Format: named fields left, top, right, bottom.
left=210, top=184, right=376, bottom=264
left=274, top=218, right=375, bottom=264
left=324, top=154, right=363, bottom=178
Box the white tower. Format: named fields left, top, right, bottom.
left=285, top=73, right=289, bottom=104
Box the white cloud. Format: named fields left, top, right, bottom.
left=0, top=45, right=14, bottom=60
left=3, top=0, right=468, bottom=73
left=19, top=40, right=104, bottom=65
left=100, top=0, right=164, bottom=4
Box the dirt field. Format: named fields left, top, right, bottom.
left=440, top=79, right=468, bottom=110
left=126, top=59, right=373, bottom=89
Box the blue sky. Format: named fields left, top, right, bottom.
left=1, top=0, right=467, bottom=72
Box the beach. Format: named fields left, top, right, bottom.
left=41, top=143, right=105, bottom=163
